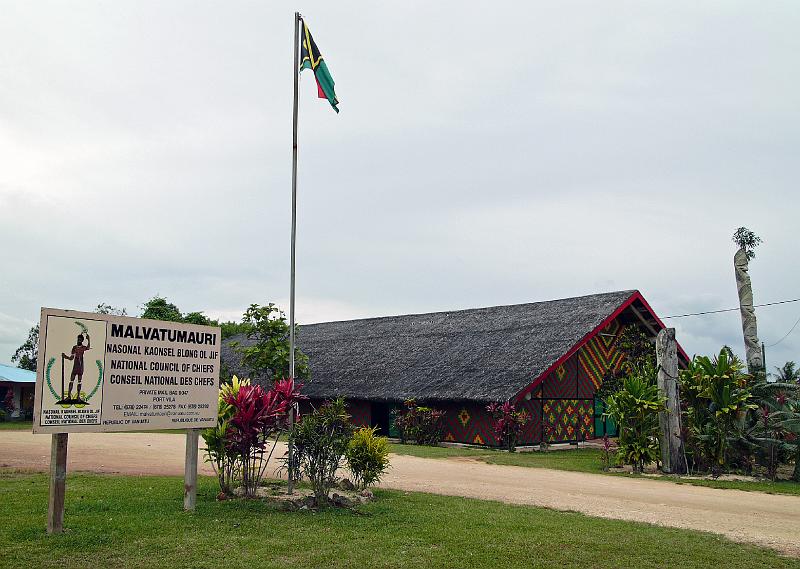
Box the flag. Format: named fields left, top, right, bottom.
left=299, top=21, right=339, bottom=113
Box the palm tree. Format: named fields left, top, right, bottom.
left=732, top=227, right=763, bottom=374
left=772, top=362, right=800, bottom=385
left=734, top=367, right=799, bottom=480
left=775, top=398, right=800, bottom=481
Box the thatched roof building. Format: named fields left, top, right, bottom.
left=223, top=290, right=685, bottom=446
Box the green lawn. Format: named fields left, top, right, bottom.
left=656, top=475, right=800, bottom=496
left=390, top=443, right=617, bottom=473
left=0, top=420, right=32, bottom=431
left=0, top=472, right=796, bottom=569
left=388, top=443, right=606, bottom=472
left=390, top=443, right=800, bottom=496
left=481, top=446, right=606, bottom=471
left=388, top=442, right=495, bottom=459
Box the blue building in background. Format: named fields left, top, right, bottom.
left=0, top=363, right=35, bottom=420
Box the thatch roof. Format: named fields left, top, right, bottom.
left=222, top=290, right=657, bottom=403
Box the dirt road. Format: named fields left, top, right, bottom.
left=2, top=431, right=799, bottom=556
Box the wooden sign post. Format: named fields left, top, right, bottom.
left=184, top=429, right=200, bottom=511
left=47, top=433, right=68, bottom=534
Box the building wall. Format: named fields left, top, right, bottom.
left=440, top=402, right=498, bottom=446
left=517, top=319, right=626, bottom=445
left=299, top=320, right=626, bottom=447
left=305, top=397, right=500, bottom=446
left=0, top=382, right=34, bottom=420
left=346, top=399, right=372, bottom=427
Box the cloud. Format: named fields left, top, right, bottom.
left=0, top=311, right=35, bottom=365
left=1, top=1, right=798, bottom=367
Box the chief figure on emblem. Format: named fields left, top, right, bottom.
left=58, top=332, right=91, bottom=404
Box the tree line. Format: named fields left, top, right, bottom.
left=11, top=296, right=308, bottom=383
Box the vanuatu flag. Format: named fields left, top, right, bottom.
left=299, top=21, right=339, bottom=113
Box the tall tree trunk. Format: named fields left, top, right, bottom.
left=734, top=247, right=763, bottom=374
left=793, top=446, right=800, bottom=482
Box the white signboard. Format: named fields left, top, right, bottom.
left=33, top=308, right=221, bottom=434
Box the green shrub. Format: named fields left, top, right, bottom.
left=776, top=397, right=800, bottom=481
left=392, top=399, right=445, bottom=445
left=604, top=364, right=664, bottom=472
left=202, top=375, right=248, bottom=495
left=290, top=398, right=355, bottom=504
left=681, top=349, right=756, bottom=475
left=347, top=426, right=390, bottom=489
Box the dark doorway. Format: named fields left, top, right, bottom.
left=371, top=402, right=399, bottom=438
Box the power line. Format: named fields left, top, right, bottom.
left=765, top=314, right=800, bottom=348
left=661, top=298, right=800, bottom=319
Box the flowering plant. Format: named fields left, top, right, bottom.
left=393, top=399, right=445, bottom=445
left=486, top=401, right=530, bottom=452
left=203, top=375, right=304, bottom=497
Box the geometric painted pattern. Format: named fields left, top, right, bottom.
left=543, top=353, right=578, bottom=399
left=578, top=320, right=626, bottom=394
left=542, top=399, right=594, bottom=442
left=517, top=397, right=543, bottom=445
left=441, top=403, right=497, bottom=446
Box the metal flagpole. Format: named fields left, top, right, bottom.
left=287, top=10, right=301, bottom=495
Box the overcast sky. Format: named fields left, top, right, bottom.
left=1, top=1, right=798, bottom=370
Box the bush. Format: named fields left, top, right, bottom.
left=289, top=398, right=355, bottom=504
left=681, top=349, right=756, bottom=475
left=599, top=342, right=800, bottom=479
left=601, top=434, right=615, bottom=471
left=776, top=397, right=800, bottom=481
left=604, top=364, right=664, bottom=473
left=202, top=376, right=247, bottom=495
left=202, top=375, right=303, bottom=497
left=347, top=426, right=390, bottom=489
left=486, top=402, right=530, bottom=451
left=596, top=324, right=655, bottom=403
left=3, top=390, right=15, bottom=416
left=393, top=399, right=445, bottom=445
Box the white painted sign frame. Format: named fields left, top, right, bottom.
left=33, top=307, right=221, bottom=434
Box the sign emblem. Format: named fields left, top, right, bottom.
left=43, top=320, right=104, bottom=408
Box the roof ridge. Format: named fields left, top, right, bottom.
left=302, top=289, right=638, bottom=327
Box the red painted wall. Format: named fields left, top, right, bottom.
left=439, top=402, right=498, bottom=446
left=302, top=398, right=372, bottom=428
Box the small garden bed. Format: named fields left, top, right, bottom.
left=228, top=479, right=375, bottom=510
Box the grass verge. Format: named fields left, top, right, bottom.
left=0, top=420, right=32, bottom=431
left=0, top=471, right=797, bottom=569
left=390, top=443, right=800, bottom=496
